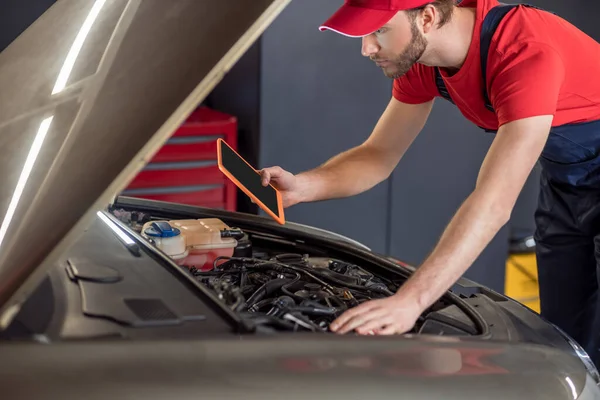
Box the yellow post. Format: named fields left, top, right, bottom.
left=504, top=252, right=540, bottom=313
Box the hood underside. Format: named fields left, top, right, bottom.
left=0, top=0, right=290, bottom=320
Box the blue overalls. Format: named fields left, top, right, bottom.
left=438, top=3, right=600, bottom=366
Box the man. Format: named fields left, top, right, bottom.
left=259, top=0, right=600, bottom=364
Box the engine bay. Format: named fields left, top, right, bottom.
left=192, top=253, right=397, bottom=333
left=111, top=209, right=481, bottom=336
left=2, top=202, right=569, bottom=362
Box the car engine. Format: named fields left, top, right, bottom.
left=110, top=210, right=479, bottom=336
left=190, top=253, right=398, bottom=333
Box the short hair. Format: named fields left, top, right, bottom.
left=406, top=0, right=456, bottom=28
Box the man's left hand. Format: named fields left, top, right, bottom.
left=329, top=293, right=422, bottom=335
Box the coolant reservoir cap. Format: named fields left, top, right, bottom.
left=144, top=221, right=181, bottom=238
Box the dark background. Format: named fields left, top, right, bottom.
left=3, top=0, right=598, bottom=292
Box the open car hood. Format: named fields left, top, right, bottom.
left=0, top=0, right=290, bottom=322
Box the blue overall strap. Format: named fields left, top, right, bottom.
left=480, top=4, right=522, bottom=112
left=434, top=67, right=455, bottom=105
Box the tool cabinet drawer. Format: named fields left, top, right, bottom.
left=125, top=106, right=238, bottom=211
left=150, top=135, right=222, bottom=163
left=127, top=161, right=223, bottom=189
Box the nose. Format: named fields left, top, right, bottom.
left=361, top=35, right=380, bottom=57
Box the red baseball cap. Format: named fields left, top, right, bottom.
left=319, top=0, right=433, bottom=37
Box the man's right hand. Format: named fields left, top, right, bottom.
left=259, top=166, right=305, bottom=208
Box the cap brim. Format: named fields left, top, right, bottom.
left=319, top=5, right=397, bottom=37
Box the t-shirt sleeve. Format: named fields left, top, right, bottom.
left=489, top=42, right=565, bottom=127
left=392, top=65, right=437, bottom=104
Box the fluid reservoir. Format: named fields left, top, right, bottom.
left=143, top=218, right=239, bottom=271
left=142, top=221, right=188, bottom=262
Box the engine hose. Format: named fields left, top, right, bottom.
left=212, top=256, right=235, bottom=270
left=239, top=270, right=247, bottom=288
left=211, top=257, right=331, bottom=289
left=246, top=298, right=275, bottom=313
left=260, top=262, right=337, bottom=292
left=217, top=257, right=334, bottom=291
left=243, top=282, right=270, bottom=308
left=280, top=279, right=309, bottom=303
left=232, top=262, right=337, bottom=295
left=274, top=253, right=306, bottom=264
left=266, top=296, right=296, bottom=317
left=207, top=257, right=392, bottom=300
left=282, top=312, right=326, bottom=332
left=291, top=305, right=338, bottom=316
left=301, top=267, right=392, bottom=297
left=244, top=277, right=295, bottom=308
left=254, top=260, right=380, bottom=296
left=192, top=270, right=226, bottom=277
left=249, top=262, right=388, bottom=301
left=278, top=258, right=392, bottom=295
left=229, top=290, right=244, bottom=311
left=325, top=295, right=349, bottom=311
left=367, top=286, right=395, bottom=297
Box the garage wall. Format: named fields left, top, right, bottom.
left=0, top=0, right=57, bottom=52
left=205, top=41, right=262, bottom=216
left=259, top=0, right=393, bottom=255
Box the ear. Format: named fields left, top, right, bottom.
left=421, top=5, right=437, bottom=33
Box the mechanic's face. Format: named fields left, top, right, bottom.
left=362, top=12, right=427, bottom=79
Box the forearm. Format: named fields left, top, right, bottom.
left=398, top=188, right=510, bottom=311
left=296, top=144, right=394, bottom=202
left=396, top=116, right=554, bottom=313
left=328, top=116, right=552, bottom=336
left=328, top=188, right=513, bottom=336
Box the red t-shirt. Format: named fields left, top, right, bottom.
left=392, top=0, right=600, bottom=130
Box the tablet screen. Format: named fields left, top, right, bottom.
left=217, top=139, right=284, bottom=224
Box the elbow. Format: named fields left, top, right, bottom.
left=497, top=207, right=512, bottom=227
left=377, top=165, right=397, bottom=186
left=471, top=189, right=513, bottom=227
left=483, top=203, right=512, bottom=231
left=360, top=143, right=397, bottom=182
left=493, top=193, right=517, bottom=227
left=490, top=201, right=512, bottom=228
left=381, top=167, right=394, bottom=182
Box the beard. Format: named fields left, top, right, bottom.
left=372, top=21, right=428, bottom=79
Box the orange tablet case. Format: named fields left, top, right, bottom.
left=217, top=138, right=285, bottom=225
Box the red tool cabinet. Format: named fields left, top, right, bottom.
left=123, top=106, right=238, bottom=211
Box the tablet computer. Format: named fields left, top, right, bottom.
left=217, top=138, right=285, bottom=225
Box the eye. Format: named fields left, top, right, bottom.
left=375, top=27, right=388, bottom=35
